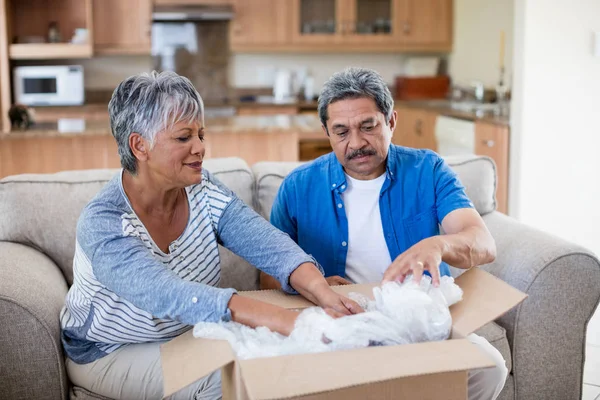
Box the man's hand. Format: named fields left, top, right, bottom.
left=325, top=275, right=353, bottom=286
left=382, top=236, right=443, bottom=287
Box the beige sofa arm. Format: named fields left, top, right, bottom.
left=0, top=242, right=69, bottom=400
left=481, top=211, right=600, bottom=400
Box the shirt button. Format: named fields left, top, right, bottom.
left=192, top=296, right=198, bottom=303
left=332, top=183, right=337, bottom=188
left=173, top=244, right=178, bottom=249
left=179, top=256, right=184, bottom=262
left=342, top=241, right=347, bottom=247
left=341, top=185, right=346, bottom=190
left=187, top=268, right=192, bottom=272
left=337, top=203, right=343, bottom=208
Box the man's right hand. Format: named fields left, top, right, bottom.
left=325, top=275, right=353, bottom=286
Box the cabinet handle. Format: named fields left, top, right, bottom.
left=414, top=119, right=423, bottom=136
left=482, top=140, right=495, bottom=147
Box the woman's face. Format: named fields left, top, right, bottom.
left=145, top=119, right=206, bottom=187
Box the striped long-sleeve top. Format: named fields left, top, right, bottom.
left=60, top=169, right=317, bottom=364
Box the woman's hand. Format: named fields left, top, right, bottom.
left=325, top=275, right=353, bottom=286
left=290, top=263, right=364, bottom=315
left=313, top=285, right=364, bottom=317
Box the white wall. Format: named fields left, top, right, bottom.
left=83, top=53, right=409, bottom=92
left=449, top=0, right=514, bottom=88
left=511, top=0, right=600, bottom=256
left=229, top=53, right=408, bottom=91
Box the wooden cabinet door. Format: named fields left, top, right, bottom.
left=289, top=0, right=344, bottom=45
left=93, top=0, right=152, bottom=55
left=336, top=0, right=399, bottom=47
left=475, top=122, right=509, bottom=214
left=393, top=107, right=437, bottom=151
left=398, top=0, right=452, bottom=48
left=230, top=0, right=290, bottom=50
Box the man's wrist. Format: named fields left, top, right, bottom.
left=431, top=235, right=448, bottom=260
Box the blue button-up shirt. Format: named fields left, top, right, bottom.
left=270, top=145, right=475, bottom=279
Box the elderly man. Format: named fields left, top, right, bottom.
left=260, top=67, right=507, bottom=400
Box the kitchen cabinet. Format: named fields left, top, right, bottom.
left=0, top=0, right=8, bottom=132
left=236, top=0, right=453, bottom=52
left=299, top=139, right=331, bottom=161
left=392, top=107, right=438, bottom=151
left=5, top=0, right=94, bottom=59
left=229, top=0, right=291, bottom=50
left=290, top=0, right=399, bottom=49
left=0, top=135, right=121, bottom=178
left=92, top=0, right=152, bottom=55
left=155, top=0, right=233, bottom=4
left=398, top=0, right=453, bottom=48
left=475, top=121, right=509, bottom=214
left=237, top=106, right=299, bottom=116
left=290, top=0, right=343, bottom=46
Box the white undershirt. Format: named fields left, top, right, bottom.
left=341, top=173, right=392, bottom=284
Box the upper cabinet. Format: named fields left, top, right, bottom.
left=290, top=0, right=343, bottom=45
left=230, top=0, right=290, bottom=50
left=92, top=0, right=152, bottom=55
left=398, top=0, right=453, bottom=49
left=6, top=0, right=94, bottom=60
left=233, top=0, right=453, bottom=52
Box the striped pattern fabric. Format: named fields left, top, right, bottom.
left=60, top=171, right=233, bottom=360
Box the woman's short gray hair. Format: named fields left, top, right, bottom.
left=108, top=71, right=204, bottom=174
left=318, top=67, right=394, bottom=134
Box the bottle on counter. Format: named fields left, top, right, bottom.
left=303, top=72, right=315, bottom=102
left=48, top=22, right=61, bottom=43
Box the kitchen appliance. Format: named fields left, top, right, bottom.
left=13, top=65, right=84, bottom=106
left=434, top=115, right=475, bottom=156
left=273, top=68, right=294, bottom=103
left=151, top=4, right=233, bottom=105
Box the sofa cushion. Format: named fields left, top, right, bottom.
left=0, top=157, right=256, bottom=288
left=252, top=155, right=497, bottom=220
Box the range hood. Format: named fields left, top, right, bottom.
left=152, top=4, right=234, bottom=21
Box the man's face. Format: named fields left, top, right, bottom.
left=324, top=97, right=396, bottom=180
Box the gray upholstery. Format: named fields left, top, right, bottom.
left=0, top=155, right=598, bottom=400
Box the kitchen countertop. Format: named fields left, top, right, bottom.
left=0, top=114, right=326, bottom=140
left=395, top=100, right=510, bottom=127
left=3, top=98, right=509, bottom=139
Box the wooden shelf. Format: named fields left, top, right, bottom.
left=9, top=43, right=93, bottom=60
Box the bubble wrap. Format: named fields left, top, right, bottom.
left=192, top=275, right=463, bottom=360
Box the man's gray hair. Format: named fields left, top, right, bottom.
left=318, top=67, right=394, bottom=134
left=108, top=71, right=204, bottom=174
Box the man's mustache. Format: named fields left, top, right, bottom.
left=346, top=148, right=377, bottom=160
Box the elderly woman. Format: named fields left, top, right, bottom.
left=60, top=71, right=362, bottom=400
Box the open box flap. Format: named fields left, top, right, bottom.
left=238, top=338, right=495, bottom=400
left=161, top=333, right=235, bottom=398
left=451, top=268, right=528, bottom=336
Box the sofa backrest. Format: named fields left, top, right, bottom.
left=0, top=157, right=256, bottom=288
left=252, top=155, right=498, bottom=220
left=0, top=154, right=497, bottom=290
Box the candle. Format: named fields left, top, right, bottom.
left=499, top=30, right=505, bottom=70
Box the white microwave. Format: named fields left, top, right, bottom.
left=13, top=65, right=84, bottom=106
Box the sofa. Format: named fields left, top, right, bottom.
left=0, top=155, right=598, bottom=400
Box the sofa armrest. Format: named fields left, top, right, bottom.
left=0, top=241, right=69, bottom=400
left=481, top=211, right=600, bottom=400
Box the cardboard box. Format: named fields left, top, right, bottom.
left=161, top=268, right=527, bottom=399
